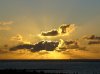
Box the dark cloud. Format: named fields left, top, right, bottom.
left=59, top=24, right=71, bottom=33
left=56, top=39, right=85, bottom=52
left=83, top=35, right=100, bottom=45
left=88, top=41, right=100, bottom=45
left=65, top=41, right=75, bottom=45
left=10, top=39, right=87, bottom=52
left=10, top=44, right=34, bottom=51
left=40, top=24, right=75, bottom=36
left=84, top=35, right=100, bottom=40
left=10, top=39, right=81, bottom=52
left=63, top=41, right=79, bottom=49
left=10, top=40, right=59, bottom=52
left=41, top=29, right=58, bottom=36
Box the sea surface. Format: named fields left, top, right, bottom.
left=0, top=60, right=100, bottom=74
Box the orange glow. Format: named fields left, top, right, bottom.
left=0, top=47, right=100, bottom=59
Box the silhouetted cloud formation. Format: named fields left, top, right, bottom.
left=65, top=40, right=75, bottom=45
left=40, top=24, right=75, bottom=36
left=41, top=29, right=58, bottom=36
left=82, top=35, right=100, bottom=45
left=83, top=35, right=100, bottom=40
left=10, top=39, right=86, bottom=52
left=88, top=41, right=100, bottom=45
left=59, top=24, right=74, bottom=33
left=10, top=40, right=59, bottom=52
left=57, top=39, right=80, bottom=51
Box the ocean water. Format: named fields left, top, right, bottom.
left=0, top=60, right=100, bottom=74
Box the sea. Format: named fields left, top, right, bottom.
left=0, top=60, right=100, bottom=74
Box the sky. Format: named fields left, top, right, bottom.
left=0, top=0, right=100, bottom=59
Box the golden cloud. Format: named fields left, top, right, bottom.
left=39, top=24, right=75, bottom=37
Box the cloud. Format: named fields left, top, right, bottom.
left=1, top=46, right=100, bottom=59
left=56, top=39, right=82, bottom=52
left=40, top=24, right=75, bottom=37
left=82, top=35, right=100, bottom=45
left=10, top=44, right=34, bottom=51
left=65, top=40, right=75, bottom=45
left=58, top=24, right=75, bottom=34
left=0, top=22, right=100, bottom=59
left=88, top=41, right=100, bottom=45
left=10, top=40, right=59, bottom=52
left=41, top=29, right=58, bottom=36
left=9, top=39, right=86, bottom=52
left=83, top=35, right=100, bottom=40
left=1, top=34, right=100, bottom=59
left=0, top=21, right=14, bottom=25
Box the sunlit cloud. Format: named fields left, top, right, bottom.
left=39, top=24, right=75, bottom=38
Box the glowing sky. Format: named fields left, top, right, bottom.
left=0, top=0, right=100, bottom=39
left=0, top=0, right=100, bottom=59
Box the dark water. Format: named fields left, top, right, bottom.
left=0, top=60, right=100, bottom=74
